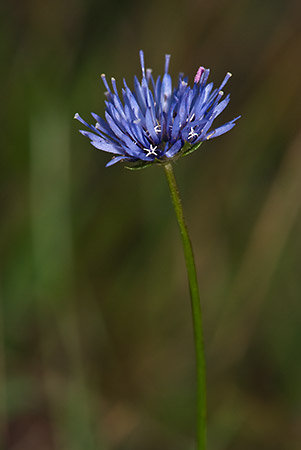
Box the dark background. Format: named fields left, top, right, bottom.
left=1, top=0, right=301, bottom=449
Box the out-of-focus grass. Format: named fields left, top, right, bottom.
left=30, top=108, right=102, bottom=450
left=1, top=0, right=301, bottom=449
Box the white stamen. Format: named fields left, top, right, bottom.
left=188, top=127, right=198, bottom=140
left=154, top=125, right=161, bottom=133
left=144, top=144, right=158, bottom=157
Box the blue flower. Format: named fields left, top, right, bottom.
left=75, top=50, right=240, bottom=168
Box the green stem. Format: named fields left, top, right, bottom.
left=163, top=163, right=207, bottom=450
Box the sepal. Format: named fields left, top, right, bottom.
left=124, top=161, right=153, bottom=170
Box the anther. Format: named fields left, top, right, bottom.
left=194, top=66, right=205, bottom=84
left=206, top=131, right=216, bottom=140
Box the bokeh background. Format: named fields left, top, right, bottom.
left=1, top=0, right=301, bottom=449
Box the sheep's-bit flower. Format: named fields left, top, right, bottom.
left=75, top=51, right=240, bottom=168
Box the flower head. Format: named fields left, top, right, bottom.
left=75, top=51, right=240, bottom=168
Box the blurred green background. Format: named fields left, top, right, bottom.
left=1, top=0, right=301, bottom=449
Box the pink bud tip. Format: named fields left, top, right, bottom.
left=194, top=66, right=205, bottom=84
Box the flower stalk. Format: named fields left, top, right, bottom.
left=163, top=162, right=206, bottom=450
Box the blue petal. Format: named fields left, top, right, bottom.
left=211, top=95, right=230, bottom=117
left=154, top=75, right=162, bottom=110
left=91, top=113, right=118, bottom=140
left=90, top=140, right=123, bottom=154
left=105, top=111, right=126, bottom=141
left=144, top=108, right=159, bottom=144
left=106, top=155, right=132, bottom=167
left=122, top=80, right=144, bottom=120
left=134, top=76, right=147, bottom=113
left=139, top=49, right=146, bottom=77
left=147, top=69, right=156, bottom=92
left=200, top=68, right=210, bottom=86
left=164, top=54, right=171, bottom=74
left=74, top=113, right=102, bottom=136
left=217, top=72, right=232, bottom=93
left=205, top=116, right=241, bottom=139
left=79, top=130, right=102, bottom=141
left=171, top=113, right=182, bottom=141
left=160, top=73, right=172, bottom=113
left=165, top=139, right=183, bottom=158
left=196, top=111, right=219, bottom=140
